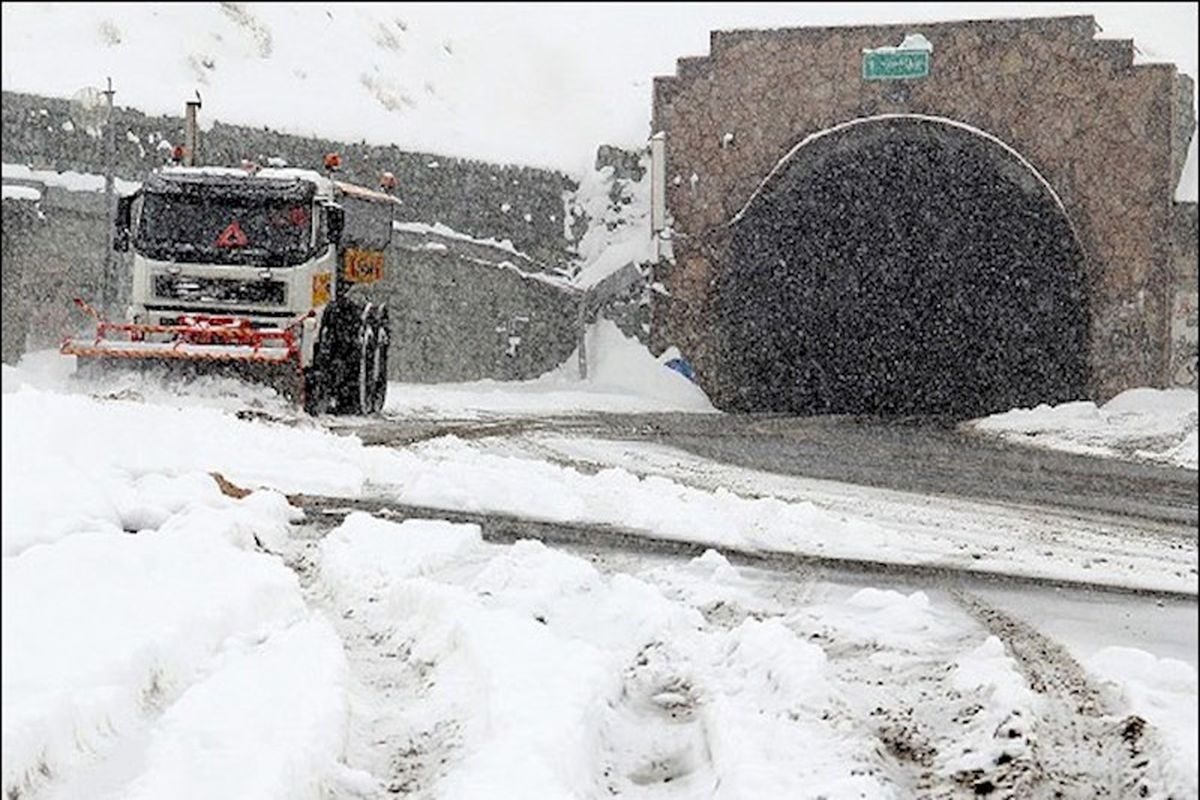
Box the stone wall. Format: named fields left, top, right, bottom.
left=1, top=196, right=41, bottom=363
left=2, top=187, right=125, bottom=354
left=2, top=90, right=577, bottom=270
left=652, top=15, right=1196, bottom=403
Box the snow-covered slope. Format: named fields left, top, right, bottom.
left=2, top=3, right=1194, bottom=186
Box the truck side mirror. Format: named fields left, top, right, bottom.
left=114, top=193, right=135, bottom=251
left=326, top=205, right=344, bottom=245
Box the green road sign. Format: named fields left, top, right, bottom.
left=863, top=50, right=930, bottom=80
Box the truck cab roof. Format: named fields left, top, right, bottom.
left=152, top=167, right=400, bottom=207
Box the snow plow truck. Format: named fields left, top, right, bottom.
left=61, top=160, right=399, bottom=415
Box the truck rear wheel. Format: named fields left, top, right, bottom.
left=355, top=323, right=378, bottom=415
left=331, top=304, right=381, bottom=416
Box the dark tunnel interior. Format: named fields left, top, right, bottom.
left=714, top=117, right=1090, bottom=418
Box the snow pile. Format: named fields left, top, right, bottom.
left=0, top=489, right=347, bottom=799
left=2, top=375, right=366, bottom=557
left=945, top=636, right=1040, bottom=775
left=1087, top=646, right=1199, bottom=798
left=117, top=619, right=348, bottom=800
left=386, top=319, right=715, bottom=417
left=320, top=513, right=483, bottom=594
left=568, top=161, right=654, bottom=290
left=317, top=515, right=894, bottom=797
left=967, top=388, right=1198, bottom=469
left=3, top=356, right=357, bottom=797
left=786, top=588, right=1051, bottom=793
left=542, top=320, right=712, bottom=408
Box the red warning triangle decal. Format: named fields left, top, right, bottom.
left=215, top=221, right=249, bottom=248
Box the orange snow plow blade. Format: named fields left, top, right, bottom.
left=61, top=338, right=298, bottom=364
left=61, top=299, right=312, bottom=401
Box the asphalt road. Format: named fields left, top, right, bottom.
left=346, top=412, right=1199, bottom=531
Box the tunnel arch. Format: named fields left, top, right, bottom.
left=712, top=114, right=1090, bottom=417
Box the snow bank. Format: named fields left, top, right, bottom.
left=2, top=382, right=367, bottom=556
left=3, top=360, right=357, bottom=797
left=385, top=319, right=714, bottom=417
left=1087, top=646, right=1199, bottom=798
left=117, top=618, right=348, bottom=800
left=968, top=388, right=1198, bottom=469
left=363, top=434, right=1196, bottom=594
left=362, top=434, right=872, bottom=557
left=0, top=497, right=310, bottom=798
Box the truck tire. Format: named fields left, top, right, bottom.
left=302, top=363, right=328, bottom=415
left=332, top=303, right=379, bottom=416
left=303, top=310, right=337, bottom=415
left=355, top=323, right=378, bottom=416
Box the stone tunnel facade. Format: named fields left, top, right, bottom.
left=650, top=15, right=1196, bottom=414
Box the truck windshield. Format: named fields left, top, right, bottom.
left=135, top=193, right=314, bottom=266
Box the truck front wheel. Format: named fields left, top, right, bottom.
left=302, top=313, right=337, bottom=415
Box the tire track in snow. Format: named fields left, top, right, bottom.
left=280, top=531, right=465, bottom=798
left=780, top=587, right=1025, bottom=798
left=950, top=590, right=1180, bottom=798
left=284, top=506, right=1192, bottom=799
left=285, top=515, right=900, bottom=798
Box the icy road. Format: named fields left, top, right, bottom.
left=2, top=352, right=1196, bottom=800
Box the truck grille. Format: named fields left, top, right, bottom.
left=153, top=275, right=287, bottom=306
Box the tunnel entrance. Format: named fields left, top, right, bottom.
left=714, top=115, right=1089, bottom=418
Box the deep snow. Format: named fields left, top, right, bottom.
left=2, top=348, right=1196, bottom=797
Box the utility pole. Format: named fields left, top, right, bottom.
left=102, top=77, right=116, bottom=315
left=576, top=297, right=589, bottom=379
